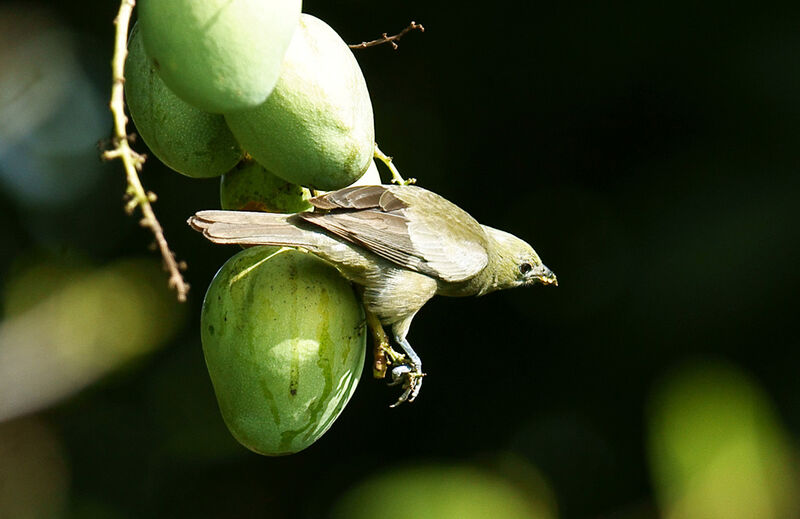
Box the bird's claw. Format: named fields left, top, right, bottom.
left=388, top=363, right=425, bottom=407
left=387, top=365, right=410, bottom=386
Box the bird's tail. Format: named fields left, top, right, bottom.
left=188, top=210, right=320, bottom=248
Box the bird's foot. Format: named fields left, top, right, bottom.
left=373, top=335, right=424, bottom=406
left=363, top=306, right=426, bottom=406
left=387, top=362, right=425, bottom=407
left=380, top=343, right=407, bottom=366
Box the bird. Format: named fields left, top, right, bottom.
left=188, top=184, right=557, bottom=406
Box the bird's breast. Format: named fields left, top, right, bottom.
left=360, top=267, right=438, bottom=326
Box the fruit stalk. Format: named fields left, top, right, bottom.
left=102, top=0, right=189, bottom=302
left=374, top=145, right=415, bottom=185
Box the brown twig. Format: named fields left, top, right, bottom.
left=349, top=21, right=425, bottom=50
left=101, top=0, right=189, bottom=302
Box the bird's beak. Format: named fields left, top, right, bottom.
left=533, top=265, right=558, bottom=287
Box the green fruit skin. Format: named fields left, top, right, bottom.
left=139, top=0, right=301, bottom=113
left=124, top=23, right=243, bottom=178
left=220, top=159, right=312, bottom=213
left=201, top=247, right=366, bottom=456
left=225, top=14, right=375, bottom=191
left=348, top=159, right=382, bottom=187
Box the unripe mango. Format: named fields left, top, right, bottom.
left=201, top=246, right=366, bottom=455
left=124, top=23, right=242, bottom=178
left=220, top=158, right=311, bottom=213
left=225, top=14, right=375, bottom=190
left=138, top=0, right=301, bottom=113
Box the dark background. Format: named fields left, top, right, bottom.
left=1, top=1, right=798, bottom=517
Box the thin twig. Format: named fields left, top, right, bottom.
left=101, top=0, right=189, bottom=302
left=374, top=145, right=416, bottom=185
left=349, top=21, right=425, bottom=50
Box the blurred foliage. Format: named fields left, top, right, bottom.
left=331, top=461, right=556, bottom=519
left=647, top=360, right=799, bottom=519
left=0, top=255, right=186, bottom=421
left=0, top=417, right=69, bottom=518
left=0, top=0, right=798, bottom=518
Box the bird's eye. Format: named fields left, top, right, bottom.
left=519, top=263, right=532, bottom=275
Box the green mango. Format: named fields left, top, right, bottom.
left=225, top=14, right=375, bottom=191
left=138, top=0, right=301, bottom=113
left=201, top=246, right=366, bottom=455
left=124, top=23, right=242, bottom=178
left=220, top=158, right=311, bottom=213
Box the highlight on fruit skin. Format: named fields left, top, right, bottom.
left=138, top=0, right=302, bottom=113
left=201, top=246, right=366, bottom=456
left=124, top=23, right=243, bottom=178
left=225, top=14, right=375, bottom=191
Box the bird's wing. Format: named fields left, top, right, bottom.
left=309, top=184, right=408, bottom=211
left=301, top=185, right=489, bottom=282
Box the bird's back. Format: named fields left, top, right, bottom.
left=300, top=185, right=491, bottom=283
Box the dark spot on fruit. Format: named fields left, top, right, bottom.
left=208, top=325, right=215, bottom=335
left=240, top=200, right=269, bottom=212
left=151, top=57, right=160, bottom=70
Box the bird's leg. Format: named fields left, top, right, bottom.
left=388, top=333, right=425, bottom=407
left=359, top=290, right=427, bottom=406
left=365, top=308, right=400, bottom=379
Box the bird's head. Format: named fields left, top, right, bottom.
left=482, top=226, right=558, bottom=292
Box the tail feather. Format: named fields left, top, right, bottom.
left=192, top=210, right=290, bottom=226
left=188, top=211, right=315, bottom=247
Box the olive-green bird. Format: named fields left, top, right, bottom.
left=189, top=184, right=557, bottom=406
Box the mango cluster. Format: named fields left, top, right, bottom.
left=125, top=1, right=375, bottom=191
left=125, top=1, right=376, bottom=455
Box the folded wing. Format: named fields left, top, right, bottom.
left=301, top=185, right=489, bottom=282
